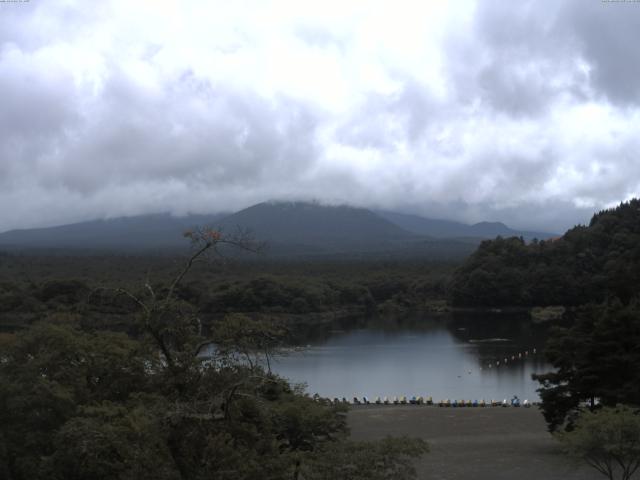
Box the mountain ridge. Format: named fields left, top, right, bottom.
left=0, top=201, right=556, bottom=256
left=376, top=210, right=556, bottom=240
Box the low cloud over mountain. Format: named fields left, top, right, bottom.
left=1, top=1, right=639, bottom=233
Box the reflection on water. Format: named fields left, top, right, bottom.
left=272, top=312, right=553, bottom=401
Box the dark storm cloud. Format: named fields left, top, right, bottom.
left=469, top=0, right=640, bottom=110
left=50, top=70, right=320, bottom=194
left=0, top=52, right=324, bottom=228
left=449, top=0, right=585, bottom=117
left=561, top=0, right=640, bottom=105
left=0, top=45, right=80, bottom=188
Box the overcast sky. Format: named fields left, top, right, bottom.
left=1, top=0, right=639, bottom=233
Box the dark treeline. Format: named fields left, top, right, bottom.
left=0, top=255, right=454, bottom=334
left=449, top=199, right=640, bottom=307
left=534, top=300, right=640, bottom=431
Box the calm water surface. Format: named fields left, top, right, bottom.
left=272, top=313, right=553, bottom=401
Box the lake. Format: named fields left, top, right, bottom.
left=271, top=312, right=553, bottom=402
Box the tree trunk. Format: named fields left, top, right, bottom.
left=292, top=459, right=301, bottom=480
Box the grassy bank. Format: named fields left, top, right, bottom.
left=348, top=406, right=599, bottom=480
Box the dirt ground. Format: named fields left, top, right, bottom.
left=347, top=405, right=602, bottom=480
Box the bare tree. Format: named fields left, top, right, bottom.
left=112, top=226, right=263, bottom=370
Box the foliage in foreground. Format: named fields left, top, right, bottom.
left=0, top=229, right=428, bottom=480
left=557, top=405, right=640, bottom=480
left=534, top=301, right=640, bottom=432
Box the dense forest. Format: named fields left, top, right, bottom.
left=0, top=254, right=453, bottom=335
left=449, top=199, right=640, bottom=307
left=534, top=300, right=640, bottom=432
left=0, top=230, right=429, bottom=480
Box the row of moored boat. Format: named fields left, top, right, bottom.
left=315, top=395, right=535, bottom=407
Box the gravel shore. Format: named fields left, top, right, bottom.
left=348, top=405, right=601, bottom=480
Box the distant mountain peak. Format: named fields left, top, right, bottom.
left=471, top=221, right=507, bottom=228
left=377, top=210, right=555, bottom=240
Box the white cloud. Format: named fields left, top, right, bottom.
left=0, top=0, right=639, bottom=233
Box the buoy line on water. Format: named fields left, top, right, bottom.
left=483, top=347, right=538, bottom=370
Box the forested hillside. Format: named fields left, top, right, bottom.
left=449, top=199, right=640, bottom=307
